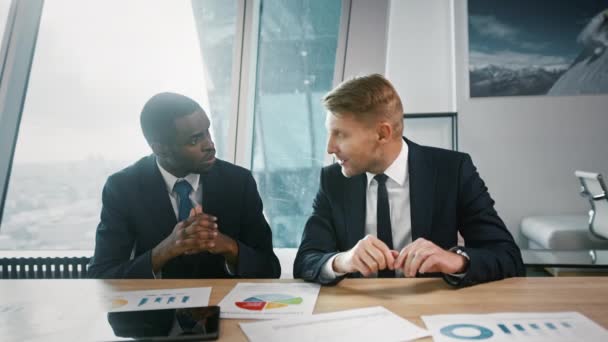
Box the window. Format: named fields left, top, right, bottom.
left=0, top=0, right=348, bottom=252
left=403, top=113, right=458, bottom=151
left=0, top=0, right=238, bottom=250
left=250, top=0, right=342, bottom=248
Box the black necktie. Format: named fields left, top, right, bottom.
left=374, top=174, right=395, bottom=278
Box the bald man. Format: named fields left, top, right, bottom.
left=294, top=74, right=523, bottom=286
left=89, top=92, right=280, bottom=280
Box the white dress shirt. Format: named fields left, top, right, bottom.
left=156, top=160, right=202, bottom=218
left=321, top=141, right=411, bottom=279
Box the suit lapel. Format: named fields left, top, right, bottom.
left=140, top=155, right=178, bottom=239
left=407, top=139, right=435, bottom=240
left=200, top=160, right=222, bottom=218
left=344, top=174, right=367, bottom=248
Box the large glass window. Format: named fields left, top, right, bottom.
left=0, top=0, right=347, bottom=252
left=0, top=0, right=237, bottom=250
left=250, top=0, right=342, bottom=247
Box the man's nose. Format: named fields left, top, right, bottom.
left=326, top=138, right=336, bottom=155
left=201, top=138, right=214, bottom=150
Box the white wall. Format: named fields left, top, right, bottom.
left=386, top=0, right=608, bottom=244
left=386, top=0, right=455, bottom=113
left=342, top=0, right=390, bottom=79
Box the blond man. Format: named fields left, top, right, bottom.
left=294, top=74, right=523, bottom=286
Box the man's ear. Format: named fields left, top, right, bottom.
left=150, top=142, right=170, bottom=157
left=377, top=121, right=393, bottom=143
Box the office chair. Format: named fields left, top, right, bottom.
left=521, top=171, right=608, bottom=250
left=576, top=171, right=608, bottom=240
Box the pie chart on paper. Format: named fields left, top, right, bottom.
left=235, top=294, right=303, bottom=311
left=110, top=298, right=129, bottom=309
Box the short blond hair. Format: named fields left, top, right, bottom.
left=323, top=74, right=403, bottom=134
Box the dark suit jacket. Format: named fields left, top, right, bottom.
left=293, top=139, right=524, bottom=286
left=88, top=155, right=280, bottom=279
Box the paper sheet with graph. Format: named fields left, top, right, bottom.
left=422, top=311, right=608, bottom=342
left=218, top=282, right=320, bottom=319
left=104, top=287, right=211, bottom=312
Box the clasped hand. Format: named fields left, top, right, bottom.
left=152, top=206, right=238, bottom=273
left=170, top=206, right=231, bottom=256
left=333, top=235, right=467, bottom=277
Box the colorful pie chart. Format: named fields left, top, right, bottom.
left=235, top=294, right=303, bottom=311
left=111, top=298, right=128, bottom=309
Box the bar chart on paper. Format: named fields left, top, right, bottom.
left=422, top=312, right=608, bottom=342
left=105, top=287, right=211, bottom=312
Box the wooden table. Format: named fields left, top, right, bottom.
left=1, top=277, right=607, bottom=341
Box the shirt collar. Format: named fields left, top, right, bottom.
left=156, top=158, right=200, bottom=194
left=366, top=140, right=408, bottom=188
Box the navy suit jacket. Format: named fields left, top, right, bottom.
left=89, top=155, right=280, bottom=279
left=293, top=139, right=524, bottom=286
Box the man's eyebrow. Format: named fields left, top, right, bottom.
left=190, top=131, right=206, bottom=138
left=182, top=130, right=205, bottom=141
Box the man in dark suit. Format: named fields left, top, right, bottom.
left=293, top=74, right=524, bottom=286
left=89, top=92, right=280, bottom=280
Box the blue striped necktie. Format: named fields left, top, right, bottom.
left=173, top=180, right=194, bottom=222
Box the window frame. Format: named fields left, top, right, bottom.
left=403, top=112, right=459, bottom=151
left=0, top=0, right=43, bottom=226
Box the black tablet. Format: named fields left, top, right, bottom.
left=102, top=306, right=220, bottom=341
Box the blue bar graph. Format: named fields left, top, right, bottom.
left=496, top=321, right=574, bottom=335
left=130, top=294, right=194, bottom=308
left=497, top=324, right=511, bottom=334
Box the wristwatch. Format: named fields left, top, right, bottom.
left=450, top=246, right=470, bottom=273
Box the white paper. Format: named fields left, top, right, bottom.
left=422, top=312, right=608, bottom=342
left=218, top=282, right=320, bottom=319
left=0, top=302, right=106, bottom=342
left=240, top=306, right=430, bottom=342
left=104, top=287, right=211, bottom=312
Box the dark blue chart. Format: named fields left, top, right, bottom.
left=440, top=324, right=494, bottom=340
left=438, top=321, right=575, bottom=340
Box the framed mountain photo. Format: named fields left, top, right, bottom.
left=468, top=0, right=608, bottom=97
